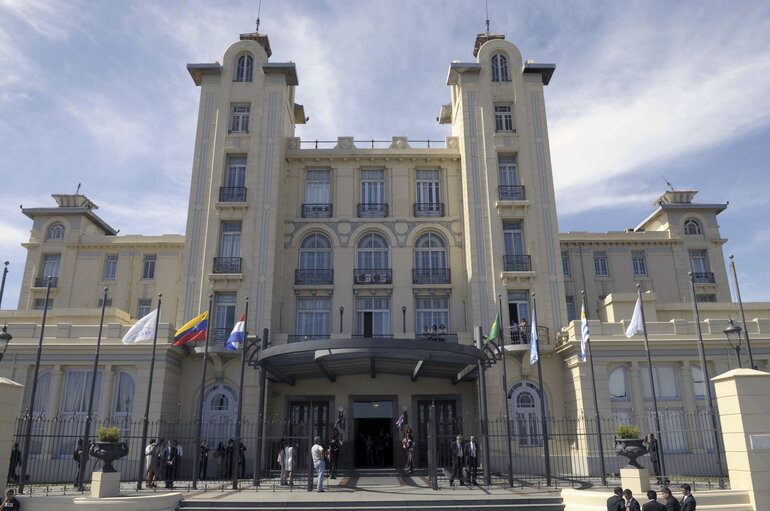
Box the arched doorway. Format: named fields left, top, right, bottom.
left=202, top=383, right=238, bottom=449
left=508, top=380, right=548, bottom=447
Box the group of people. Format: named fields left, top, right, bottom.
left=143, top=439, right=182, bottom=488
left=510, top=317, right=529, bottom=344
left=363, top=429, right=392, bottom=467
left=608, top=484, right=697, bottom=511
left=448, top=434, right=481, bottom=486
left=307, top=429, right=344, bottom=492
left=419, top=324, right=449, bottom=341
left=197, top=439, right=247, bottom=480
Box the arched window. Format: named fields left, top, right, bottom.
left=356, top=232, right=389, bottom=270
left=491, top=53, right=509, bottom=82
left=30, top=371, right=51, bottom=455
left=609, top=367, right=629, bottom=401
left=508, top=380, right=547, bottom=446
left=112, top=371, right=135, bottom=438
left=414, top=232, right=449, bottom=284
left=46, top=222, right=65, bottom=240
left=234, top=53, right=254, bottom=82
left=299, top=233, right=332, bottom=269
left=202, top=383, right=238, bottom=447
left=691, top=365, right=706, bottom=399
left=684, top=218, right=702, bottom=235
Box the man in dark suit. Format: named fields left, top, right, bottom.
left=624, top=489, right=641, bottom=511
left=449, top=434, right=465, bottom=486
left=464, top=435, right=480, bottom=485
left=642, top=490, right=666, bottom=511
left=645, top=433, right=662, bottom=483
left=679, top=484, right=696, bottom=511
left=607, top=487, right=625, bottom=511
left=661, top=487, right=681, bottom=511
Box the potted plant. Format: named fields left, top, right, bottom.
left=614, top=424, right=648, bottom=469
left=88, top=426, right=129, bottom=473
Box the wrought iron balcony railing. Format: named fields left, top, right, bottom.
left=295, top=269, right=334, bottom=285
left=412, top=268, right=451, bottom=284
left=219, top=186, right=247, bottom=202
left=506, top=326, right=550, bottom=345
left=352, top=334, right=394, bottom=339
left=503, top=255, right=532, bottom=272
left=213, top=257, right=242, bottom=274
left=353, top=269, right=392, bottom=284
left=413, top=202, right=444, bottom=217
left=357, top=203, right=388, bottom=218
left=302, top=204, right=333, bottom=218
left=33, top=276, right=58, bottom=288
left=691, top=272, right=715, bottom=283
left=288, top=334, right=331, bottom=343
left=416, top=332, right=457, bottom=343
left=498, top=185, right=526, bottom=201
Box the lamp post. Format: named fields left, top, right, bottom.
left=0, top=323, right=12, bottom=362
left=723, top=318, right=742, bottom=368
left=339, top=306, right=344, bottom=334
left=729, top=255, right=754, bottom=368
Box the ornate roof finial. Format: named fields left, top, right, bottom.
left=485, top=0, right=490, bottom=33
left=256, top=0, right=262, bottom=33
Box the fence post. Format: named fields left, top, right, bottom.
left=307, top=420, right=314, bottom=492
left=252, top=328, right=269, bottom=487
left=428, top=403, right=438, bottom=490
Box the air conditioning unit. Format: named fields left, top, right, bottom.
left=356, top=273, right=372, bottom=284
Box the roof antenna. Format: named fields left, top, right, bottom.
left=661, top=175, right=675, bottom=191
left=256, top=0, right=262, bottom=33
left=76, top=182, right=81, bottom=195
left=485, top=0, right=490, bottom=33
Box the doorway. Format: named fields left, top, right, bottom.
left=352, top=400, right=394, bottom=467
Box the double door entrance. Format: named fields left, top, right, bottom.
left=353, top=401, right=395, bottom=467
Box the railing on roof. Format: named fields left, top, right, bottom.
left=297, top=139, right=447, bottom=149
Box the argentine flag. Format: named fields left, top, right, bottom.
left=226, top=315, right=246, bottom=350
left=529, top=308, right=539, bottom=365
left=580, top=305, right=589, bottom=362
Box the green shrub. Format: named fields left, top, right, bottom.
left=97, top=426, right=120, bottom=443
left=615, top=424, right=640, bottom=439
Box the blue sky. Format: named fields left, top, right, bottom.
left=1, top=0, right=769, bottom=306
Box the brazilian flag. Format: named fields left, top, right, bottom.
left=485, top=312, right=501, bottom=348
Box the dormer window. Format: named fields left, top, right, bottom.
left=684, top=218, right=702, bottom=235
left=46, top=222, right=65, bottom=240
left=234, top=53, right=254, bottom=82
left=491, top=53, right=510, bottom=82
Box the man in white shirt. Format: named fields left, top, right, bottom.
left=311, top=436, right=325, bottom=492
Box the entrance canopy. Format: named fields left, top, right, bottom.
left=257, top=337, right=485, bottom=385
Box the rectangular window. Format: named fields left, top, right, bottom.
left=213, top=293, right=237, bottom=344
left=58, top=370, right=102, bottom=457
left=137, top=299, right=152, bottom=319
left=34, top=299, right=53, bottom=310
left=498, top=155, right=518, bottom=186
left=565, top=296, right=576, bottom=323
left=103, top=254, right=118, bottom=280
left=356, top=296, right=390, bottom=337
left=502, top=220, right=524, bottom=255
left=632, top=250, right=647, bottom=277
left=41, top=253, right=60, bottom=278
left=494, top=104, right=514, bottom=132
left=219, top=222, right=242, bottom=257
left=305, top=169, right=331, bottom=204
left=508, top=290, right=530, bottom=335
left=296, top=297, right=331, bottom=340
left=229, top=104, right=250, bottom=133
left=415, top=169, right=441, bottom=204
left=689, top=250, right=708, bottom=273
left=696, top=294, right=717, bottom=303
left=561, top=250, right=571, bottom=277
left=360, top=169, right=385, bottom=204
left=593, top=251, right=608, bottom=277
left=225, top=156, right=247, bottom=188
left=641, top=365, right=680, bottom=401
left=142, top=254, right=156, bottom=279
left=97, top=298, right=112, bottom=307
left=415, top=296, right=450, bottom=335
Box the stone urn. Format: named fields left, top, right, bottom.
left=89, top=441, right=129, bottom=472
left=615, top=437, right=648, bottom=469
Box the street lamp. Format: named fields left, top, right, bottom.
left=723, top=318, right=743, bottom=368
left=0, top=323, right=12, bottom=362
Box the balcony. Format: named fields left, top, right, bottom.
left=288, top=334, right=331, bottom=343
left=416, top=332, right=457, bottom=343
left=209, top=328, right=231, bottom=351
left=692, top=272, right=715, bottom=284
left=358, top=203, right=388, bottom=218
left=498, top=185, right=525, bottom=201
left=213, top=257, right=242, bottom=274
left=302, top=204, right=333, bottom=218
left=295, top=269, right=334, bottom=285
left=412, top=268, right=451, bottom=284
left=354, top=269, right=392, bottom=285
left=413, top=202, right=444, bottom=217
left=503, top=255, right=532, bottom=272
left=506, top=326, right=550, bottom=345
left=219, top=186, right=247, bottom=202
left=33, top=276, right=58, bottom=288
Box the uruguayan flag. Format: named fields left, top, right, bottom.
left=625, top=297, right=645, bottom=338
left=529, top=308, right=539, bottom=365
left=580, top=305, right=589, bottom=362
left=226, top=314, right=246, bottom=350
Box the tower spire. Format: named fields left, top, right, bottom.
left=256, top=0, right=262, bottom=33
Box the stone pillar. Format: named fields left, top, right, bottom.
left=628, top=363, right=644, bottom=415
left=0, top=378, right=23, bottom=485
left=713, top=368, right=770, bottom=511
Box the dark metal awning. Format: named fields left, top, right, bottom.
left=257, top=337, right=485, bottom=386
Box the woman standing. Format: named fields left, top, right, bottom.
left=284, top=441, right=295, bottom=486
left=215, top=442, right=226, bottom=480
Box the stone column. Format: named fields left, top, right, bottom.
left=628, top=363, right=645, bottom=417
left=713, top=368, right=770, bottom=511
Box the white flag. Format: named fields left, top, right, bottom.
left=625, top=298, right=645, bottom=338
left=529, top=308, right=539, bottom=365
left=122, top=309, right=158, bottom=344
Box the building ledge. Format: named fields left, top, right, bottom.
left=187, top=63, right=222, bottom=86
left=501, top=271, right=536, bottom=287
left=495, top=200, right=530, bottom=216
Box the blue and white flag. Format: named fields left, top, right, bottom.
left=226, top=314, right=246, bottom=350
left=396, top=414, right=405, bottom=429
left=529, top=308, right=539, bottom=365
left=580, top=305, right=589, bottom=362
left=625, top=298, right=645, bottom=338
left=334, top=416, right=345, bottom=432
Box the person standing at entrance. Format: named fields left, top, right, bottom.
left=198, top=439, right=209, bottom=480
left=464, top=435, right=480, bottom=485
left=402, top=428, right=415, bottom=473
left=311, top=436, right=325, bottom=492
left=644, top=433, right=662, bottom=483
left=328, top=432, right=342, bottom=479
left=449, top=434, right=465, bottom=486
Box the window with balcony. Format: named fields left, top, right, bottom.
left=142, top=254, right=156, bottom=279
left=413, top=232, right=449, bottom=284
left=46, top=222, right=65, bottom=240
left=221, top=156, right=247, bottom=202
left=234, top=53, right=253, bottom=82
left=416, top=296, right=450, bottom=339
left=297, top=232, right=333, bottom=284
left=593, top=251, right=608, bottom=277
left=229, top=104, right=250, bottom=133
left=689, top=250, right=713, bottom=282
left=355, top=232, right=391, bottom=284
left=632, top=250, right=647, bottom=277
left=38, top=253, right=60, bottom=287
left=213, top=293, right=237, bottom=346
left=215, top=222, right=242, bottom=273
left=103, top=254, right=118, bottom=280
left=414, top=169, right=443, bottom=217
left=359, top=169, right=387, bottom=217
left=303, top=169, right=332, bottom=218
left=494, top=104, right=514, bottom=132
left=491, top=53, right=510, bottom=82
left=137, top=298, right=152, bottom=319
left=356, top=297, right=390, bottom=337
left=295, top=297, right=331, bottom=341
left=684, top=218, right=702, bottom=235
left=508, top=291, right=530, bottom=342
left=498, top=155, right=524, bottom=200
left=561, top=250, right=570, bottom=277
left=503, top=221, right=530, bottom=271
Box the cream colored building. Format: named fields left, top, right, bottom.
left=1, top=29, right=768, bottom=478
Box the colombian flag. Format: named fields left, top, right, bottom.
left=174, top=311, right=209, bottom=346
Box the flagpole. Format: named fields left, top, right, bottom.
left=531, top=293, right=552, bottom=486
left=581, top=291, right=607, bottom=486
left=136, top=293, right=162, bottom=491
left=635, top=283, right=667, bottom=481
left=191, top=293, right=213, bottom=490
left=729, top=255, right=755, bottom=368
left=475, top=326, right=492, bottom=486
left=78, top=287, right=109, bottom=490
left=497, top=294, right=514, bottom=488
left=232, top=297, right=249, bottom=490
left=253, top=328, right=268, bottom=487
